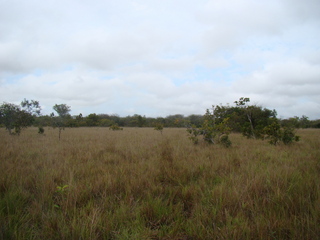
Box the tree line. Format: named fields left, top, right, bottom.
left=1, top=98, right=319, bottom=137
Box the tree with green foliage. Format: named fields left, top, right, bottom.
left=34, top=115, right=52, bottom=127
left=187, top=106, right=232, bottom=147
left=263, top=118, right=300, bottom=145
left=0, top=99, right=41, bottom=135
left=51, top=104, right=71, bottom=140
left=233, top=97, right=277, bottom=139
left=186, top=114, right=203, bottom=128
left=21, top=99, right=41, bottom=116
left=74, top=113, right=86, bottom=127
left=154, top=123, right=164, bottom=135
left=137, top=115, right=146, bottom=127
left=281, top=116, right=300, bottom=128
left=98, top=118, right=114, bottom=127
left=86, top=113, right=100, bottom=126
left=53, top=104, right=71, bottom=118
left=187, top=97, right=300, bottom=147
left=234, top=97, right=257, bottom=138
left=299, top=115, right=310, bottom=128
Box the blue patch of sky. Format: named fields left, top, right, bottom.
left=60, top=64, right=75, bottom=72
left=297, top=97, right=311, bottom=104
left=4, top=73, right=26, bottom=84
left=189, top=59, right=246, bottom=84
left=32, top=69, right=45, bottom=77
left=170, top=77, right=189, bottom=87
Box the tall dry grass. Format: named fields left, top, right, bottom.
left=0, top=127, right=319, bottom=239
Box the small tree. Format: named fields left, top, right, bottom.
left=0, top=99, right=41, bottom=135
left=186, top=125, right=201, bottom=144
left=263, top=119, right=300, bottom=145
left=234, top=97, right=277, bottom=139
left=21, top=99, right=41, bottom=116
left=187, top=106, right=232, bottom=147
left=154, top=123, right=164, bottom=135
left=137, top=115, right=146, bottom=127
left=86, top=113, right=99, bottom=126
left=234, top=97, right=256, bottom=138
left=52, top=104, right=71, bottom=140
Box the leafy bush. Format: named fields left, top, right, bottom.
left=38, top=127, right=45, bottom=134
left=186, top=125, right=201, bottom=144
left=0, top=100, right=41, bottom=135
left=219, top=134, right=232, bottom=148
left=187, top=107, right=231, bottom=147
left=109, top=124, right=123, bottom=131
left=264, top=119, right=300, bottom=145
left=154, top=123, right=164, bottom=135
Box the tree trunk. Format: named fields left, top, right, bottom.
left=247, top=113, right=256, bottom=139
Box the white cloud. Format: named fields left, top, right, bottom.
left=0, top=0, right=320, bottom=119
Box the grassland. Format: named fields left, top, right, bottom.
left=0, top=127, right=319, bottom=239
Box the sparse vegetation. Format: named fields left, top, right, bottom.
left=0, top=127, right=319, bottom=239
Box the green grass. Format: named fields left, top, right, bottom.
left=0, top=127, right=319, bottom=239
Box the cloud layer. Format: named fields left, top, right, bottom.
left=1, top=0, right=320, bottom=119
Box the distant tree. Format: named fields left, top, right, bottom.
left=65, top=118, right=79, bottom=128
left=76, top=113, right=83, bottom=122
left=99, top=119, right=114, bottom=127
left=127, top=114, right=146, bottom=127
left=166, top=114, right=185, bottom=127
left=156, top=117, right=166, bottom=126
left=309, top=119, right=320, bottom=128
left=281, top=116, right=300, bottom=128
left=137, top=115, right=146, bottom=127
left=299, top=115, right=310, bottom=128
left=75, top=113, right=86, bottom=126
left=86, top=113, right=99, bottom=126
left=21, top=99, right=41, bottom=116
left=34, top=115, right=52, bottom=127
left=0, top=99, right=41, bottom=135
left=52, top=104, right=71, bottom=140
left=53, top=104, right=71, bottom=118
left=186, top=114, right=203, bottom=128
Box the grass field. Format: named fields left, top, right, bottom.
left=0, top=127, right=319, bottom=239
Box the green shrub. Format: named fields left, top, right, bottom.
left=154, top=123, right=164, bottom=135
left=219, top=134, right=232, bottom=148
left=38, top=126, right=45, bottom=134
left=264, top=120, right=300, bottom=145
left=187, top=108, right=232, bottom=146
left=109, top=124, right=123, bottom=131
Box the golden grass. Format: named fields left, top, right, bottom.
left=0, top=127, right=319, bottom=239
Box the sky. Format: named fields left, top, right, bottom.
left=0, top=0, right=320, bottom=119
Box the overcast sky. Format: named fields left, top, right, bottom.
left=1, top=0, right=319, bottom=119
